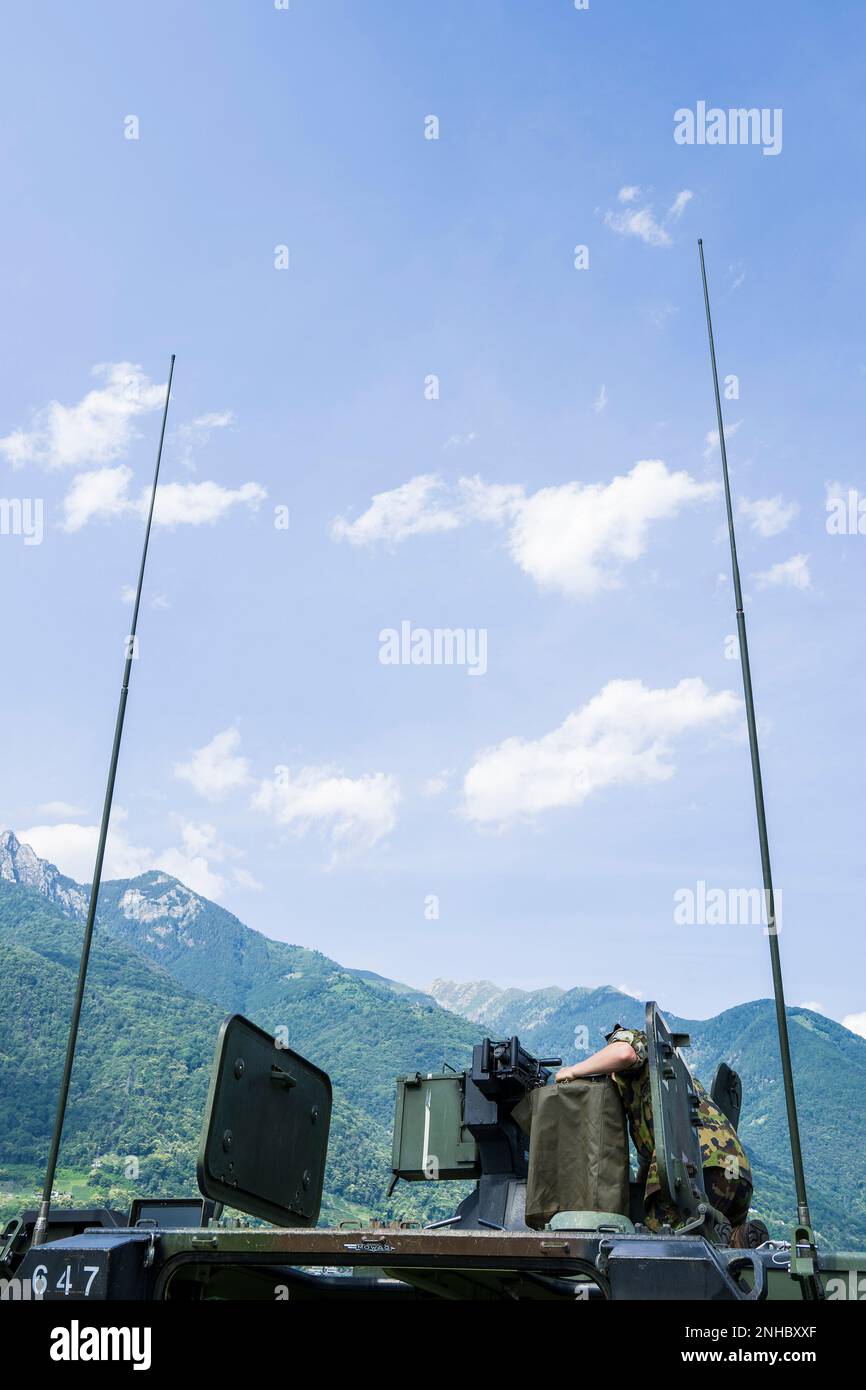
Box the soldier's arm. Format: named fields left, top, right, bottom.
left=555, top=1039, right=638, bottom=1083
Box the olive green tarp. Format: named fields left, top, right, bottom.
left=513, top=1078, right=630, bottom=1229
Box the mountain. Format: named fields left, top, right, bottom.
left=2, top=832, right=864, bottom=1247
left=0, top=829, right=87, bottom=919
left=0, top=833, right=478, bottom=1224
left=430, top=978, right=866, bottom=1247
left=431, top=978, right=647, bottom=1045
left=91, top=870, right=477, bottom=1130
left=0, top=875, right=470, bottom=1223
left=431, top=978, right=566, bottom=1033
left=346, top=968, right=438, bottom=1008
left=0, top=878, right=223, bottom=1208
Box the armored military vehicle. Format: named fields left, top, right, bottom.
left=4, top=1004, right=865, bottom=1301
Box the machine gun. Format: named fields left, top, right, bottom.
left=473, top=1037, right=562, bottom=1100
left=390, top=1036, right=561, bottom=1231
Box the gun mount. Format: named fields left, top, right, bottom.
left=390, top=1036, right=561, bottom=1230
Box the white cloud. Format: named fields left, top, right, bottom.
left=152, top=820, right=232, bottom=899
left=457, top=475, right=524, bottom=525
left=18, top=811, right=152, bottom=881
left=461, top=677, right=740, bottom=828
left=191, top=411, right=234, bottom=429
left=443, top=431, right=476, bottom=451
left=825, top=480, right=851, bottom=501
left=174, top=728, right=251, bottom=801
left=330, top=473, right=526, bottom=546
left=0, top=363, right=166, bottom=471
left=506, top=461, right=717, bottom=597
left=754, top=554, right=811, bottom=590
left=332, top=462, right=717, bottom=598
left=154, top=845, right=227, bottom=900
left=703, top=419, right=742, bottom=458
left=16, top=811, right=252, bottom=903
left=668, top=189, right=693, bottom=221
left=330, top=474, right=464, bottom=546
left=422, top=770, right=452, bottom=797
left=172, top=410, right=236, bottom=472
left=728, top=262, right=746, bottom=292
left=35, top=801, right=87, bottom=819
left=253, top=766, right=400, bottom=852
left=739, top=495, right=799, bottom=537
left=593, top=384, right=608, bottom=414
left=152, top=818, right=262, bottom=900
left=605, top=206, right=672, bottom=248
left=61, top=467, right=266, bottom=532
left=152, top=479, right=266, bottom=526
left=842, top=1011, right=866, bottom=1040
left=166, top=819, right=221, bottom=858
left=233, top=867, right=263, bottom=891
left=604, top=189, right=693, bottom=248
left=798, top=1000, right=825, bottom=1013
left=63, top=465, right=136, bottom=531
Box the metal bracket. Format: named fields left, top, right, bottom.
left=0, top=1216, right=23, bottom=1268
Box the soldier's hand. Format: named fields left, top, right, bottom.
left=554, top=1066, right=574, bottom=1084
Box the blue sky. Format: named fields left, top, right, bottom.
left=1, top=1, right=864, bottom=1029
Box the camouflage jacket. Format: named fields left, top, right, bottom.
left=606, top=1026, right=751, bottom=1202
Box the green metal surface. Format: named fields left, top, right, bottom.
left=197, top=1014, right=332, bottom=1227
left=391, top=1071, right=479, bottom=1181
left=646, top=1002, right=713, bottom=1233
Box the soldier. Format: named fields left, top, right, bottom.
left=555, top=1024, right=768, bottom=1247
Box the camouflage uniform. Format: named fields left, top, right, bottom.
left=606, top=1025, right=752, bottom=1232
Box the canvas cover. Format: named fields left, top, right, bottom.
left=513, top=1076, right=630, bottom=1228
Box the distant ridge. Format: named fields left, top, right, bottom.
left=3, top=832, right=866, bottom=1245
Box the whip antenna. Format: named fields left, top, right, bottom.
left=697, top=243, right=822, bottom=1294
left=32, top=354, right=176, bottom=1246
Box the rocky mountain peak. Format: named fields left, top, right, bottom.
left=116, top=877, right=203, bottom=949
left=0, top=829, right=88, bottom=918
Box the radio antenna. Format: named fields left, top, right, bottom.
left=697, top=244, right=822, bottom=1295
left=32, top=354, right=176, bottom=1246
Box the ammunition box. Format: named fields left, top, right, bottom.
left=391, top=1072, right=480, bottom=1182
